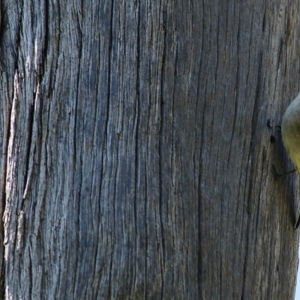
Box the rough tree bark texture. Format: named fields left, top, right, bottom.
left=0, top=0, right=299, bottom=299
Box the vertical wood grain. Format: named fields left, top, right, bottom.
left=0, top=0, right=299, bottom=299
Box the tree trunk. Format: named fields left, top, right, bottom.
left=0, top=0, right=298, bottom=299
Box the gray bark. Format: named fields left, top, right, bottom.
left=0, top=0, right=298, bottom=299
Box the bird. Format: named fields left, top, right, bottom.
left=281, top=92, right=300, bottom=174
left=275, top=92, right=300, bottom=228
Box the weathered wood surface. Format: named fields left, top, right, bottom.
left=0, top=0, right=298, bottom=299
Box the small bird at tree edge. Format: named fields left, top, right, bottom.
left=274, top=92, right=300, bottom=229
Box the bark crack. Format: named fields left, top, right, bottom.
left=158, top=7, right=167, bottom=298
left=22, top=102, right=34, bottom=201
left=106, top=0, right=115, bottom=297
left=0, top=80, right=10, bottom=300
